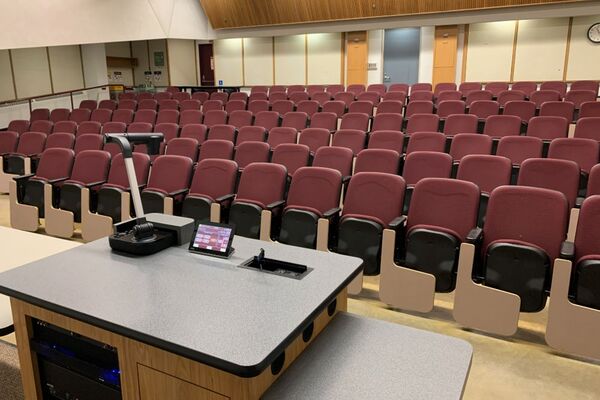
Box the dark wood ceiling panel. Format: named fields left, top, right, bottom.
left=199, top=0, right=588, bottom=29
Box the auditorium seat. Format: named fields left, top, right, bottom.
left=377, top=100, right=403, bottom=114
left=74, top=134, right=103, bottom=154
left=179, top=110, right=203, bottom=126
left=45, top=133, right=75, bottom=150
left=202, top=100, right=224, bottom=112
left=497, top=90, right=526, bottom=107
left=90, top=108, right=112, bottom=124
left=127, top=122, right=153, bottom=134
left=228, top=162, right=288, bottom=239
left=367, top=130, right=404, bottom=155
left=77, top=121, right=102, bottom=136
left=118, top=100, right=137, bottom=111
left=434, top=83, right=458, bottom=98
left=30, top=108, right=50, bottom=121
left=272, top=143, right=310, bottom=177
left=29, top=120, right=54, bottom=135
left=156, top=109, right=179, bottom=125
left=278, top=166, right=343, bottom=249
left=0, top=131, right=19, bottom=154
left=402, top=151, right=453, bottom=213
left=198, top=139, right=234, bottom=161
left=272, top=100, right=295, bottom=116
left=539, top=101, right=575, bottom=122
left=409, top=91, right=434, bottom=102
left=251, top=86, right=268, bottom=94
left=337, top=172, right=406, bottom=275
left=203, top=110, right=228, bottom=127
left=312, top=146, right=353, bottom=178
left=496, top=136, right=543, bottom=168
left=334, top=92, right=355, bottom=108
left=172, top=92, right=192, bottom=102
left=236, top=126, right=266, bottom=145
left=512, top=81, right=538, bottom=98
left=530, top=90, right=561, bottom=108
left=322, top=100, right=346, bottom=117
left=435, top=90, right=462, bottom=105
left=482, top=115, right=522, bottom=139
left=389, top=83, right=409, bottom=94
left=141, top=155, right=193, bottom=214
left=347, top=84, right=366, bottom=96
left=288, top=85, right=305, bottom=94
left=281, top=111, right=309, bottom=130
left=2, top=132, right=46, bottom=175
left=309, top=112, right=337, bottom=131
left=268, top=92, right=287, bottom=104
left=540, top=81, right=567, bottom=98
left=571, top=80, right=599, bottom=94
left=485, top=82, right=509, bottom=97
left=298, top=128, right=330, bottom=153
left=228, top=110, right=253, bottom=128
left=371, top=113, right=403, bottom=132
left=405, top=132, right=446, bottom=154
left=579, top=101, right=600, bottom=118
left=180, top=99, right=202, bottom=111
left=332, top=129, right=367, bottom=155
left=138, top=99, right=158, bottom=111
left=547, top=138, right=599, bottom=194
left=119, top=92, right=136, bottom=101
left=267, top=127, right=298, bottom=148
left=518, top=158, right=580, bottom=209
left=356, top=92, right=380, bottom=107
left=180, top=124, right=208, bottom=144
left=165, top=138, right=199, bottom=162
left=443, top=114, right=478, bottom=137
left=98, top=100, right=117, bottom=111
left=102, top=122, right=126, bottom=134
left=7, top=120, right=30, bottom=134
left=269, top=85, right=287, bottom=95
left=210, top=92, right=229, bottom=104
left=311, top=92, right=332, bottom=106
left=154, top=92, right=172, bottom=101
left=11, top=148, right=74, bottom=218
left=449, top=133, right=492, bottom=162
left=79, top=100, right=98, bottom=111
left=437, top=100, right=466, bottom=118
left=207, top=124, right=236, bottom=142
left=253, top=111, right=280, bottom=131
left=50, top=108, right=71, bottom=123
left=465, top=90, right=493, bottom=106
left=69, top=109, right=91, bottom=124
left=411, top=83, right=432, bottom=93
left=354, top=149, right=400, bottom=174
left=53, top=121, right=78, bottom=134
left=469, top=100, right=500, bottom=119
left=159, top=99, right=179, bottom=111
left=588, top=165, right=600, bottom=196
left=233, top=141, right=270, bottom=169
left=459, top=82, right=483, bottom=97
left=296, top=100, right=319, bottom=116
left=405, top=113, right=439, bottom=134
left=248, top=100, right=270, bottom=115
left=574, top=117, right=600, bottom=140
left=181, top=159, right=238, bottom=223
left=153, top=123, right=179, bottom=143
left=565, top=90, right=597, bottom=111
left=133, top=109, right=157, bottom=125
left=289, top=92, right=310, bottom=104
left=367, top=84, right=386, bottom=96
left=225, top=100, right=247, bottom=113
left=339, top=113, right=369, bottom=131
left=111, top=109, right=134, bottom=125
left=381, top=92, right=406, bottom=105
left=526, top=116, right=569, bottom=142
left=503, top=100, right=536, bottom=124
left=327, top=84, right=345, bottom=96
left=228, top=92, right=248, bottom=102
left=192, top=92, right=209, bottom=103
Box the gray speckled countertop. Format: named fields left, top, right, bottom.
left=263, top=312, right=473, bottom=400
left=0, top=236, right=362, bottom=377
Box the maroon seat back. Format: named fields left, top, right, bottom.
left=347, top=84, right=365, bottom=96
left=339, top=113, right=369, bottom=131
left=203, top=110, right=228, bottom=127
left=225, top=100, right=247, bottom=113
left=402, top=151, right=452, bottom=185
left=408, top=178, right=480, bottom=240
left=443, top=114, right=478, bottom=136
left=192, top=92, right=210, bottom=103
left=165, top=138, right=199, bottom=162
left=102, top=122, right=127, bottom=134
left=118, top=100, right=137, bottom=111
left=574, top=196, right=600, bottom=262
left=145, top=155, right=193, bottom=194
left=133, top=110, right=157, bottom=125
left=334, top=92, right=355, bottom=107
left=307, top=85, right=326, bottom=96
left=377, top=100, right=403, bottom=114
left=7, top=120, right=30, bottom=134
left=332, top=129, right=366, bottom=155
left=539, top=101, right=574, bottom=122
left=30, top=108, right=50, bottom=121
left=268, top=92, right=287, bottom=104
left=267, top=127, right=297, bottom=149
left=530, top=90, right=561, bottom=107
left=98, top=100, right=117, bottom=111
left=236, top=126, right=266, bottom=145
left=180, top=124, right=207, bottom=144
left=389, top=83, right=409, bottom=93
left=53, top=121, right=78, bottom=134
left=271, top=143, right=310, bottom=176
left=434, top=83, right=457, bottom=98
left=309, top=112, right=337, bottom=131
left=382, top=92, right=406, bottom=105
left=367, top=84, right=386, bottom=96
left=496, top=136, right=543, bottom=165
left=437, top=100, right=466, bottom=118
left=518, top=158, right=580, bottom=208
left=207, top=124, right=236, bottom=142
left=137, top=93, right=153, bottom=101
left=90, top=109, right=112, bottom=124
left=180, top=100, right=201, bottom=111
left=210, top=92, right=229, bottom=103
left=411, top=83, right=432, bottom=93
left=354, top=149, right=400, bottom=174
left=456, top=155, right=512, bottom=194
left=459, top=82, right=483, bottom=97
left=540, top=81, right=567, bottom=98
left=229, top=92, right=248, bottom=102
left=512, top=82, right=538, bottom=98
left=449, top=133, right=492, bottom=161
left=15, top=132, right=46, bottom=155
left=0, top=131, right=19, bottom=153
left=202, top=100, right=224, bottom=112
left=356, top=92, right=379, bottom=107
left=286, top=166, right=342, bottom=216
left=50, top=108, right=71, bottom=123
left=68, top=109, right=90, bottom=124
left=269, top=86, right=286, bottom=95
left=45, top=133, right=75, bottom=149
left=77, top=121, right=101, bottom=136
left=469, top=100, right=499, bottom=119
left=312, top=92, right=332, bottom=106
left=565, top=90, right=597, bottom=109
left=156, top=110, right=179, bottom=125
left=574, top=117, right=600, bottom=141
left=179, top=110, right=203, bottom=126
left=497, top=90, right=525, bottom=106
left=158, top=100, right=179, bottom=111
left=298, top=128, right=330, bottom=153
left=526, top=116, right=569, bottom=140
left=154, top=92, right=172, bottom=101
left=405, top=132, right=445, bottom=154
left=371, top=113, right=403, bottom=132
left=589, top=164, right=600, bottom=196
left=571, top=80, right=599, bottom=94
left=465, top=90, right=493, bottom=106
left=368, top=130, right=404, bottom=154
left=322, top=100, right=346, bottom=117
left=288, top=85, right=305, bottom=94
left=74, top=134, right=104, bottom=154
left=172, top=92, right=191, bottom=102
left=112, top=109, right=134, bottom=124
left=188, top=159, right=238, bottom=198
left=289, top=92, right=309, bottom=104
left=485, top=82, right=509, bottom=97
left=483, top=185, right=568, bottom=260
left=547, top=138, right=600, bottom=174
left=281, top=112, right=309, bottom=130
left=127, top=122, right=153, bottom=133
left=405, top=113, right=439, bottom=134
left=67, top=150, right=111, bottom=185
left=271, top=100, right=295, bottom=116
left=410, top=91, right=433, bottom=102
left=248, top=100, right=270, bottom=114
left=503, top=100, right=536, bottom=122
left=296, top=100, right=319, bottom=116
left=342, top=172, right=406, bottom=228
left=406, top=101, right=434, bottom=119
left=483, top=115, right=521, bottom=139
left=198, top=139, right=234, bottom=161
left=312, top=146, right=353, bottom=177
left=236, top=162, right=287, bottom=207
left=234, top=141, right=271, bottom=169
left=154, top=123, right=179, bottom=142
left=435, top=90, right=462, bottom=105
left=228, top=110, right=253, bottom=128
left=35, top=148, right=75, bottom=180
left=30, top=120, right=54, bottom=134
left=119, top=93, right=136, bottom=101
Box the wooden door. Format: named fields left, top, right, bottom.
left=198, top=44, right=215, bottom=86
left=346, top=31, right=367, bottom=86
left=432, top=25, right=458, bottom=88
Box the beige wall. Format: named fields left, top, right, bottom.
left=48, top=45, right=85, bottom=92
left=243, top=37, right=273, bottom=86
left=465, top=21, right=515, bottom=82
left=274, top=35, right=306, bottom=85
left=11, top=47, right=52, bottom=98
left=567, top=15, right=600, bottom=81
left=167, top=39, right=197, bottom=86
left=307, top=33, right=342, bottom=84
left=214, top=38, right=244, bottom=86
left=0, top=50, right=15, bottom=101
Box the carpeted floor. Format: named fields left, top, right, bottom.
left=0, top=340, right=23, bottom=400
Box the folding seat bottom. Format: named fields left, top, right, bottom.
left=484, top=242, right=550, bottom=312
left=22, top=179, right=48, bottom=218
left=96, top=187, right=127, bottom=222
left=575, top=259, right=600, bottom=310
left=279, top=209, right=321, bottom=249
left=141, top=191, right=169, bottom=215
left=4, top=156, right=27, bottom=175
left=229, top=202, right=264, bottom=239
left=337, top=218, right=383, bottom=276
left=404, top=228, right=460, bottom=292
left=58, top=184, right=88, bottom=223
left=181, top=196, right=214, bottom=223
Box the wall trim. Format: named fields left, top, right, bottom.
left=46, top=47, right=55, bottom=94
left=241, top=38, right=246, bottom=86
left=78, top=45, right=87, bottom=89
left=8, top=50, right=18, bottom=99
left=563, top=17, right=573, bottom=81
left=340, top=33, right=346, bottom=84
left=164, top=39, right=172, bottom=86
left=509, top=20, right=519, bottom=82
left=461, top=24, right=470, bottom=82
left=194, top=41, right=200, bottom=85
left=304, top=34, right=308, bottom=85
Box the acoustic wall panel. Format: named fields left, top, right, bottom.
left=274, top=35, right=305, bottom=85
left=0, top=50, right=15, bottom=101
left=243, top=37, right=273, bottom=86
left=307, top=33, right=341, bottom=85
left=11, top=47, right=52, bottom=98
left=214, top=38, right=244, bottom=86
left=567, top=15, right=600, bottom=81
left=48, top=45, right=85, bottom=92
left=168, top=39, right=197, bottom=85
left=465, top=21, right=515, bottom=82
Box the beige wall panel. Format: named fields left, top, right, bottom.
left=274, top=35, right=306, bottom=85
left=0, top=50, right=15, bottom=101
left=567, top=15, right=600, bottom=81
left=11, top=47, right=52, bottom=98
left=243, top=37, right=273, bottom=86
left=214, top=38, right=244, bottom=86
left=148, top=39, right=170, bottom=86
left=105, top=42, right=133, bottom=86
left=307, top=33, right=341, bottom=85
left=48, top=45, right=84, bottom=92
left=513, top=18, right=569, bottom=81
left=465, top=21, right=515, bottom=82
left=105, top=42, right=131, bottom=57
left=131, top=41, right=150, bottom=86
left=167, top=39, right=197, bottom=86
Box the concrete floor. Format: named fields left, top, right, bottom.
left=1, top=193, right=600, bottom=399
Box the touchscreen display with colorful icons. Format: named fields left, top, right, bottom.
left=191, top=224, right=233, bottom=253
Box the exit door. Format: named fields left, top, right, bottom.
left=383, top=28, right=420, bottom=86
left=198, top=44, right=215, bottom=86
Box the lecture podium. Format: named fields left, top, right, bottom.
left=0, top=235, right=472, bottom=399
